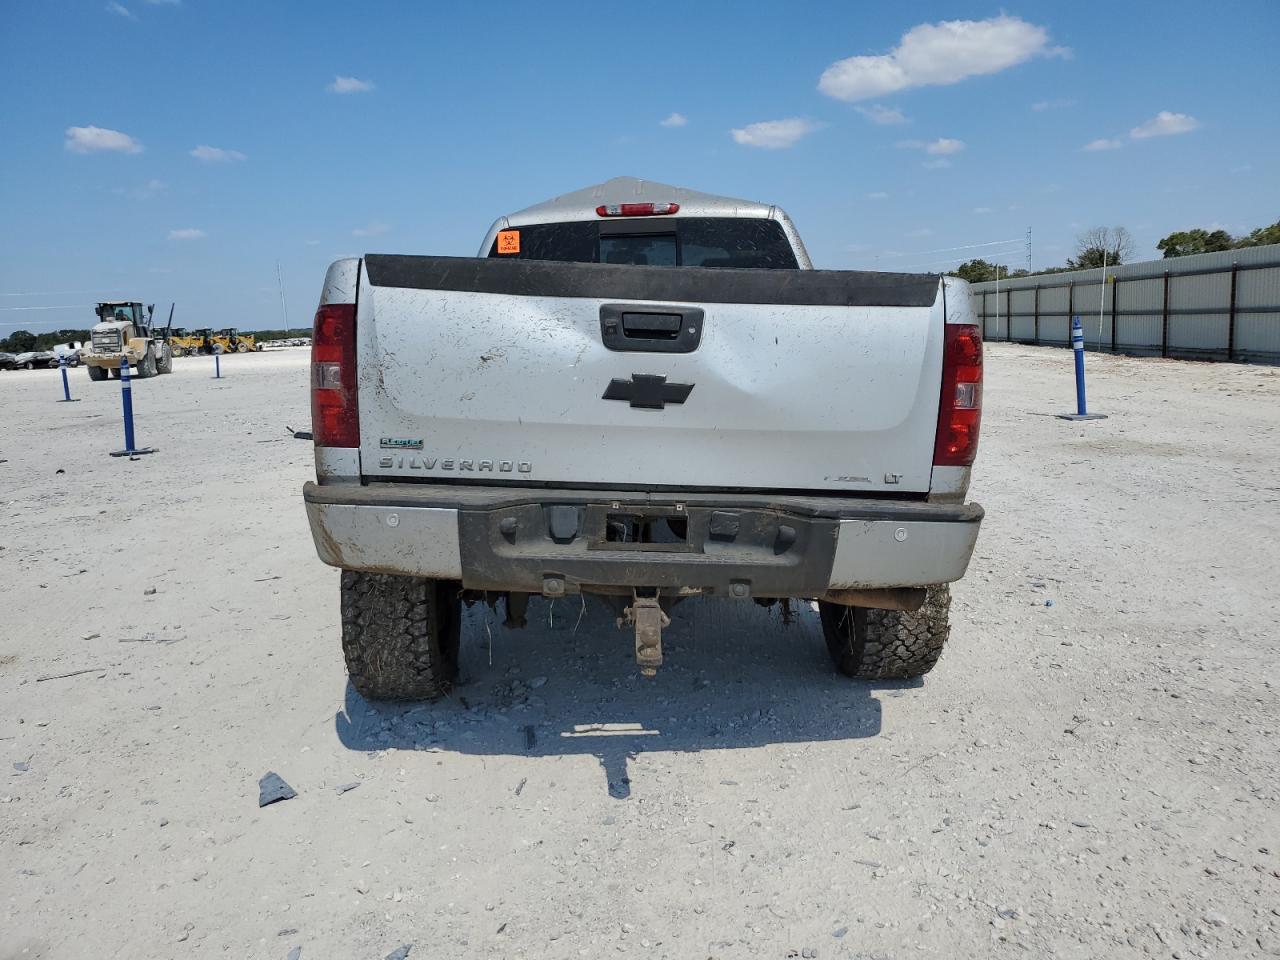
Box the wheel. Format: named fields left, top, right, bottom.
left=87, top=364, right=108, bottom=382
left=110, top=367, right=121, bottom=379
left=340, top=571, right=461, bottom=701
left=24, top=361, right=34, bottom=370
left=212, top=343, right=225, bottom=355
left=48, top=358, right=60, bottom=369
left=818, top=585, right=951, bottom=680
left=236, top=342, right=249, bottom=353
left=156, top=344, right=173, bottom=375
left=136, top=346, right=158, bottom=379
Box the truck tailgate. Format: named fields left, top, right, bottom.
left=355, top=255, right=945, bottom=494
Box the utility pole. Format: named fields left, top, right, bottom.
left=276, top=261, right=290, bottom=331
left=1026, top=227, right=1033, bottom=272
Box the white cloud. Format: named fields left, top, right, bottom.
left=328, top=76, right=374, bottom=94
left=660, top=112, right=688, bottom=128
left=730, top=117, right=821, bottom=149
left=190, top=144, right=247, bottom=163
left=1130, top=111, right=1199, bottom=139
left=106, top=2, right=136, bottom=18
left=855, top=104, right=907, bottom=125
left=1085, top=111, right=1201, bottom=152
left=818, top=16, right=1065, bottom=102
left=866, top=191, right=890, bottom=200
left=113, top=178, right=167, bottom=199
left=898, top=137, right=965, bottom=155
left=352, top=221, right=391, bottom=238
left=973, top=206, right=993, bottom=214
left=168, top=228, right=205, bottom=240
left=1032, top=98, right=1075, bottom=112
left=65, top=125, right=143, bottom=154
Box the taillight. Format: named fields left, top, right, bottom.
left=595, top=202, right=680, bottom=217
left=311, top=303, right=358, bottom=447
left=933, top=323, right=983, bottom=467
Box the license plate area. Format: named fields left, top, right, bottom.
left=587, top=504, right=695, bottom=553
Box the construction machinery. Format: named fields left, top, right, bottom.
left=168, top=328, right=207, bottom=356
left=83, top=301, right=174, bottom=381
left=220, top=328, right=261, bottom=352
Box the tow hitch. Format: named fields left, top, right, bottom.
left=621, top=594, right=670, bottom=678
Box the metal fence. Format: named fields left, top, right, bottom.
left=969, top=243, right=1280, bottom=362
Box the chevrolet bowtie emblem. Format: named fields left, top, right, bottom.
left=602, top=374, right=694, bottom=410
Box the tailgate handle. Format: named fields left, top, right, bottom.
left=600, top=304, right=703, bottom=353
left=623, top=313, right=681, bottom=338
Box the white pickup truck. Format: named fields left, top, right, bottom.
left=303, top=178, right=983, bottom=700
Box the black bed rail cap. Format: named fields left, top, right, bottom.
left=362, top=254, right=940, bottom=308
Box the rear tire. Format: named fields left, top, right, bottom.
left=87, top=365, right=108, bottom=381
left=819, top=585, right=951, bottom=679
left=236, top=342, right=249, bottom=353
left=212, top=343, right=225, bottom=355
left=156, top=344, right=173, bottom=374
left=340, top=571, right=461, bottom=701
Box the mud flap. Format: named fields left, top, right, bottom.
left=621, top=595, right=670, bottom=678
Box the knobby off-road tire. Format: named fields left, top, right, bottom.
left=340, top=571, right=461, bottom=701
left=136, top=346, right=158, bottom=379
left=156, top=344, right=174, bottom=374
left=87, top=364, right=108, bottom=381
left=818, top=584, right=951, bottom=680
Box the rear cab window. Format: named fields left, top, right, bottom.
left=488, top=217, right=799, bottom=269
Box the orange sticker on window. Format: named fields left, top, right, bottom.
left=496, top=230, right=521, bottom=254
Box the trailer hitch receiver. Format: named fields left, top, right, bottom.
left=622, top=595, right=670, bottom=677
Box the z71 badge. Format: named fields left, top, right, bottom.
left=380, top=437, right=424, bottom=449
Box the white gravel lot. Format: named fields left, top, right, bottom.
left=1, top=344, right=1278, bottom=960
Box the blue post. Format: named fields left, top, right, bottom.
left=109, top=357, right=156, bottom=457
left=121, top=357, right=136, bottom=450
left=1057, top=315, right=1107, bottom=421
left=56, top=355, right=79, bottom=403
left=214, top=353, right=221, bottom=379
left=1072, top=315, right=1087, bottom=415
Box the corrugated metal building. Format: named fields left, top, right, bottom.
left=968, top=243, right=1280, bottom=362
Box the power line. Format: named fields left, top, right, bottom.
left=0, top=288, right=124, bottom=298
left=876, top=237, right=1025, bottom=259
left=892, top=247, right=1026, bottom=271
left=0, top=305, right=82, bottom=312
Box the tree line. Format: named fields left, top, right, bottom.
left=1, top=326, right=312, bottom=353
left=950, top=217, right=1279, bottom=284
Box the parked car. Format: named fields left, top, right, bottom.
left=12, top=350, right=66, bottom=370
left=302, top=177, right=984, bottom=700
left=0, top=352, right=17, bottom=371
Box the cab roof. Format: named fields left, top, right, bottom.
left=503, top=176, right=775, bottom=226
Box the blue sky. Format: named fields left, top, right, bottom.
left=3, top=0, right=1278, bottom=335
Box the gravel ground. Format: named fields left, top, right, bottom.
left=1, top=345, right=1278, bottom=959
